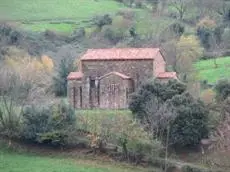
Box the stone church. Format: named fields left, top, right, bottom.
left=67, top=48, right=177, bottom=109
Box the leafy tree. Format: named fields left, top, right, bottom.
left=215, top=79, right=230, bottom=101
left=129, top=79, right=186, bottom=117
left=53, top=58, right=76, bottom=97
left=129, top=79, right=209, bottom=147
left=168, top=93, right=209, bottom=147
left=196, top=17, right=217, bottom=50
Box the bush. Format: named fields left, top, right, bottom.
left=102, top=26, right=125, bottom=44
left=21, top=102, right=78, bottom=147
left=94, top=14, right=112, bottom=29
left=78, top=112, right=162, bottom=162
left=116, top=9, right=135, bottom=20
left=215, top=79, right=230, bottom=101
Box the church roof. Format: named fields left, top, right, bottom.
left=67, top=71, right=83, bottom=80
left=157, top=72, right=177, bottom=79
left=80, top=48, right=161, bottom=61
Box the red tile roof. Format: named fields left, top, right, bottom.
left=157, top=72, right=177, bottom=79
left=99, top=72, right=131, bottom=80
left=80, top=48, right=161, bottom=60
left=67, top=72, right=83, bottom=80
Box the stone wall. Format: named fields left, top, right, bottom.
left=81, top=59, right=154, bottom=90
left=99, top=74, right=133, bottom=109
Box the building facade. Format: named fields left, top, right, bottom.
left=67, top=48, right=177, bottom=109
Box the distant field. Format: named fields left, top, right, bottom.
left=0, top=148, right=151, bottom=172
left=0, top=0, right=178, bottom=35
left=0, top=0, right=123, bottom=21
left=195, top=56, right=230, bottom=83
left=0, top=0, right=124, bottom=33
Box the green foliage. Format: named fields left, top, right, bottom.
left=215, top=79, right=230, bottom=101
left=129, top=80, right=209, bottom=147
left=169, top=22, right=185, bottom=37
left=129, top=79, right=186, bottom=117
left=103, top=26, right=125, bottom=44
left=168, top=93, right=209, bottom=147
left=94, top=14, right=113, bottom=29
left=0, top=24, right=23, bottom=45
left=197, top=27, right=214, bottom=50
left=21, top=102, right=77, bottom=146
left=53, top=58, right=76, bottom=97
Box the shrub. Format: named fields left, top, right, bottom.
left=78, top=112, right=162, bottom=162
left=200, top=89, right=216, bottom=105
left=94, top=14, right=112, bottom=29
left=215, top=79, right=230, bottom=101
left=70, top=27, right=85, bottom=40
left=116, top=9, right=135, bottom=20
left=102, top=26, right=125, bottom=44
left=21, top=102, right=77, bottom=147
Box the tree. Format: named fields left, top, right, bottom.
left=3, top=49, right=53, bottom=103
left=129, top=79, right=209, bottom=147
left=175, top=35, right=203, bottom=81
left=168, top=0, right=188, bottom=20
left=129, top=79, right=186, bottom=138
left=168, top=93, right=209, bottom=147
left=0, top=66, right=28, bottom=146
left=53, top=58, right=76, bottom=97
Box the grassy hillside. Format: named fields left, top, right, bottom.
left=195, top=56, right=230, bottom=84
left=0, top=149, right=152, bottom=172
left=0, top=0, right=124, bottom=33
left=0, top=0, right=123, bottom=21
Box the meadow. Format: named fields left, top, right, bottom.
left=0, top=0, right=125, bottom=33
left=0, top=148, right=152, bottom=172
left=195, top=56, right=230, bottom=84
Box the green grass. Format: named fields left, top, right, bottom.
left=22, top=23, right=76, bottom=33
left=0, top=0, right=124, bottom=33
left=0, top=148, right=151, bottom=172
left=195, top=56, right=230, bottom=83
left=0, top=0, right=123, bottom=21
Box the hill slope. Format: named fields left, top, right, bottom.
left=195, top=56, right=230, bottom=84
left=0, top=0, right=124, bottom=33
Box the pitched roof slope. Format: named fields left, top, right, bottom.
left=67, top=72, right=83, bottom=80
left=157, top=72, right=177, bottom=79
left=80, top=48, right=161, bottom=60
left=99, top=71, right=131, bottom=80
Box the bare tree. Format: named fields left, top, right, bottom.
left=168, top=0, right=188, bottom=20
